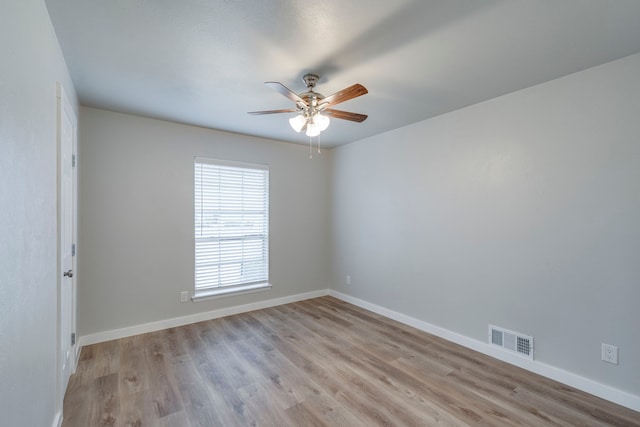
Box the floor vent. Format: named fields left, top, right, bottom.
left=488, top=325, right=534, bottom=360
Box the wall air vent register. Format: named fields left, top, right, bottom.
left=489, top=324, right=534, bottom=360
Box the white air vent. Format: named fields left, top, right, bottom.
left=489, top=325, right=534, bottom=360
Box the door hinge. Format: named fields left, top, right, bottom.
left=72, top=243, right=76, bottom=256
left=71, top=332, right=76, bottom=346
left=72, top=154, right=76, bottom=167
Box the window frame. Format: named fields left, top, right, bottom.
left=192, top=157, right=270, bottom=301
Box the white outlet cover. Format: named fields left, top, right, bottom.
left=601, top=343, right=618, bottom=365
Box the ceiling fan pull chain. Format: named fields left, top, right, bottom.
left=317, top=134, right=321, bottom=154
left=309, top=136, right=313, bottom=159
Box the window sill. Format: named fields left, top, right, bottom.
left=192, top=282, right=272, bottom=302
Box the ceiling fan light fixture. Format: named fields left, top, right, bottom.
left=289, top=114, right=306, bottom=133
left=250, top=74, right=368, bottom=144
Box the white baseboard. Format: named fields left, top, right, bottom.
left=329, top=290, right=640, bottom=413
left=51, top=412, right=62, bottom=427
left=78, top=289, right=329, bottom=347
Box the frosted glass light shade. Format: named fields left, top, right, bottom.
left=316, top=113, right=330, bottom=131
left=289, top=114, right=306, bottom=133
left=306, top=122, right=321, bottom=137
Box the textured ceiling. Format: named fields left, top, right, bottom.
left=45, top=0, right=640, bottom=147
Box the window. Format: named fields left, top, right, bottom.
left=193, top=157, right=270, bottom=299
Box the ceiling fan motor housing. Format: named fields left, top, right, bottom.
left=303, top=73, right=319, bottom=89
left=298, top=74, right=324, bottom=116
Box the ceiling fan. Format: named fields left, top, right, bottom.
left=248, top=73, right=368, bottom=138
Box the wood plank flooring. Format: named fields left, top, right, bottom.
left=62, top=296, right=640, bottom=426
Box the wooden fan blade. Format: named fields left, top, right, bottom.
left=248, top=109, right=298, bottom=115
left=319, top=84, right=368, bottom=107
left=323, top=109, right=368, bottom=122
left=265, top=82, right=306, bottom=104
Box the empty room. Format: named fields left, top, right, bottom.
left=2, top=1, right=640, bottom=426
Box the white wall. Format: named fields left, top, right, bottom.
left=78, top=107, right=331, bottom=336
left=0, top=1, right=78, bottom=426
left=331, top=53, right=640, bottom=396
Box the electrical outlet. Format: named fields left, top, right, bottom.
left=180, top=291, right=189, bottom=303
left=346, top=275, right=351, bottom=285
left=601, top=343, right=618, bottom=365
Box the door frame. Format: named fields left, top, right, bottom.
left=55, top=82, right=78, bottom=423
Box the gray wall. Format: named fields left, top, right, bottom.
left=0, top=1, right=78, bottom=426
left=330, top=53, right=640, bottom=395
left=78, top=107, right=331, bottom=336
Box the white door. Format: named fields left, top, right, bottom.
left=57, top=82, right=77, bottom=418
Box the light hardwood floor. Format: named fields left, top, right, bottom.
left=63, top=296, right=640, bottom=426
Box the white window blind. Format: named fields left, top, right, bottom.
left=194, top=158, right=269, bottom=295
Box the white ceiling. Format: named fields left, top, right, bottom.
left=45, top=0, right=640, bottom=148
